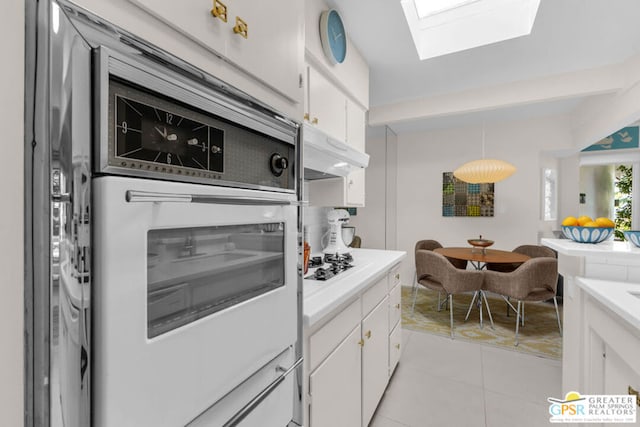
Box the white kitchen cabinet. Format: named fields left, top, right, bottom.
left=388, top=268, right=403, bottom=376
left=128, top=0, right=303, bottom=102
left=309, top=325, right=362, bottom=427
left=306, top=66, right=346, bottom=142
left=346, top=98, right=366, bottom=151
left=307, top=170, right=366, bottom=207
left=362, top=296, right=390, bottom=426
left=582, top=289, right=640, bottom=425
left=306, top=266, right=402, bottom=427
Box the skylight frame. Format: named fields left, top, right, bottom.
left=401, top=0, right=541, bottom=60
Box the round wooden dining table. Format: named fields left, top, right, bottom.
left=433, top=247, right=531, bottom=328
left=434, top=247, right=531, bottom=269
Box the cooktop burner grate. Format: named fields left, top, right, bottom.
left=305, top=253, right=355, bottom=281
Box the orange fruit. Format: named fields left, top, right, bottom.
left=577, top=216, right=593, bottom=226
left=562, top=216, right=579, bottom=226
left=595, top=217, right=615, bottom=228
left=583, top=221, right=599, bottom=228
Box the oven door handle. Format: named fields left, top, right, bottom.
left=125, top=190, right=295, bottom=206
left=223, top=357, right=303, bottom=427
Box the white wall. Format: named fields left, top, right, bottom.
left=394, top=115, right=573, bottom=283
left=0, top=1, right=24, bottom=425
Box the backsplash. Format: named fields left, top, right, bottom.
left=303, top=206, right=332, bottom=254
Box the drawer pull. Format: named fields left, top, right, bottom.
left=630, top=385, right=640, bottom=407
left=210, top=0, right=228, bottom=22
left=233, top=16, right=248, bottom=39
left=395, top=273, right=400, bottom=280
left=357, top=339, right=365, bottom=347
left=303, top=113, right=310, bottom=121
left=365, top=330, right=372, bottom=339
left=312, top=117, right=318, bottom=125
left=395, top=303, right=400, bottom=309
left=395, top=344, right=400, bottom=350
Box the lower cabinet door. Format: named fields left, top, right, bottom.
left=309, top=325, right=362, bottom=427
left=603, top=345, right=640, bottom=426
left=389, top=322, right=402, bottom=376
left=362, top=296, right=390, bottom=426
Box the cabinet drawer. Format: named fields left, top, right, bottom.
left=389, top=322, right=402, bottom=376
left=389, top=283, right=402, bottom=331
left=388, top=265, right=401, bottom=291
left=362, top=277, right=387, bottom=317
left=309, top=298, right=360, bottom=372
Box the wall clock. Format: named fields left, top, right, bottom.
left=319, top=9, right=347, bottom=65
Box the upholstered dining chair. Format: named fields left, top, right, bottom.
left=482, top=257, right=562, bottom=346
left=486, top=244, right=556, bottom=272
left=412, top=240, right=468, bottom=313
left=485, top=244, right=556, bottom=320
left=413, top=250, right=484, bottom=338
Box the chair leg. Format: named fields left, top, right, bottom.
left=553, top=297, right=562, bottom=337
left=464, top=291, right=478, bottom=322
left=506, top=296, right=510, bottom=317
left=483, top=291, right=495, bottom=330
left=437, top=291, right=441, bottom=311
left=515, top=301, right=521, bottom=346
left=521, top=303, right=525, bottom=326
left=449, top=294, right=454, bottom=339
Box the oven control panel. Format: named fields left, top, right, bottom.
left=102, top=76, right=296, bottom=192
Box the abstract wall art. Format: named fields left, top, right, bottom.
left=442, top=172, right=494, bottom=217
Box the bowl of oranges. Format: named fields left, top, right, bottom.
left=561, top=216, right=615, bottom=243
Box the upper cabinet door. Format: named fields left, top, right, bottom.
left=225, top=0, right=303, bottom=102
left=346, top=98, right=366, bottom=151
left=129, top=0, right=303, bottom=103
left=307, top=66, right=346, bottom=142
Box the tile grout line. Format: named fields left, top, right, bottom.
left=480, top=346, right=488, bottom=427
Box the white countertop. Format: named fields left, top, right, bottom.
left=576, top=277, right=640, bottom=333
left=303, top=248, right=406, bottom=329
left=541, top=238, right=640, bottom=259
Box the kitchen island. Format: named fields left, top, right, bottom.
left=541, top=238, right=640, bottom=398
left=302, top=248, right=406, bottom=427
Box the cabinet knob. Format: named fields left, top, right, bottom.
left=210, top=0, right=228, bottom=22
left=365, top=330, right=371, bottom=339
left=357, top=339, right=365, bottom=347
left=395, top=303, right=400, bottom=309
left=395, top=343, right=401, bottom=350
left=233, top=16, right=248, bottom=39
left=303, top=113, right=310, bottom=121
left=311, top=117, right=318, bottom=125
left=395, top=273, right=400, bottom=280
left=629, top=385, right=640, bottom=407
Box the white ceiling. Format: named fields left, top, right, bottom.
left=326, top=0, right=640, bottom=130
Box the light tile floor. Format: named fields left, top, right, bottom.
left=370, top=330, right=561, bottom=427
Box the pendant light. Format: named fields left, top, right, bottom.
left=453, top=125, right=516, bottom=184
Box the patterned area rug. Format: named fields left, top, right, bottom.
left=402, top=286, right=562, bottom=359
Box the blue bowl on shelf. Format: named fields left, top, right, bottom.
left=624, top=230, right=640, bottom=247
left=561, top=226, right=614, bottom=243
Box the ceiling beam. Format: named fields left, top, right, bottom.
left=368, top=62, right=625, bottom=127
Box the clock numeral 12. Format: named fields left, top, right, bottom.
left=166, top=113, right=173, bottom=124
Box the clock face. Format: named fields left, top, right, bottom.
left=114, top=94, right=224, bottom=173
left=320, top=9, right=347, bottom=65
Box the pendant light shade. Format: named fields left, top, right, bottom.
left=453, top=159, right=516, bottom=184
left=453, top=125, right=517, bottom=184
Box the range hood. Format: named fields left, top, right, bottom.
left=303, top=123, right=370, bottom=180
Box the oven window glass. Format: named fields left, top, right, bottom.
left=147, top=223, right=285, bottom=338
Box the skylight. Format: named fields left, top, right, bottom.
left=401, top=0, right=541, bottom=60
left=413, top=0, right=478, bottom=19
